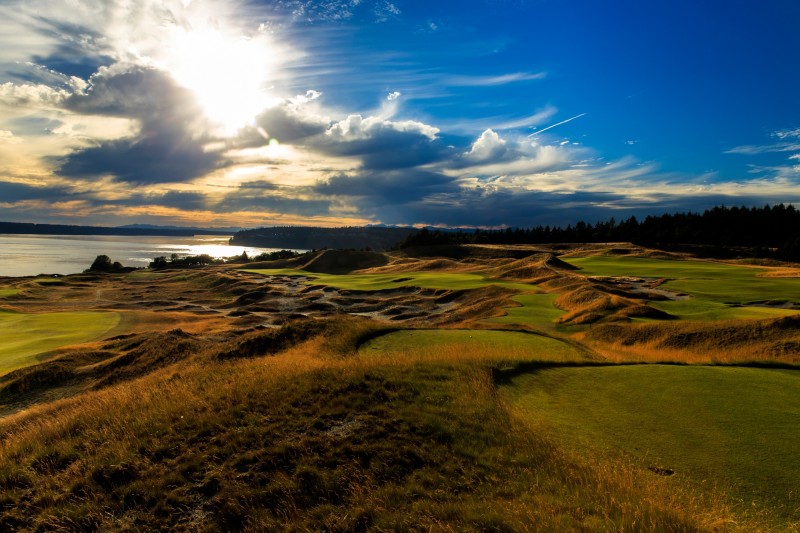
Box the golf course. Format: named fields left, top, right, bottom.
left=0, top=244, right=798, bottom=530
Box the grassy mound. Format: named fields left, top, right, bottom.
left=582, top=314, right=800, bottom=364
left=359, top=328, right=591, bottom=364
left=301, top=249, right=390, bottom=274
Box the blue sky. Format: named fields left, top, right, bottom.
left=0, top=0, right=798, bottom=228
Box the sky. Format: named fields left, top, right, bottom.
left=0, top=0, right=798, bottom=229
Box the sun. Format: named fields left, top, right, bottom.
left=166, top=26, right=276, bottom=135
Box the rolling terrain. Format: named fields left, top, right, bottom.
left=0, top=243, right=798, bottom=530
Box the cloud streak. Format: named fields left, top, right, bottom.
left=527, top=113, right=588, bottom=138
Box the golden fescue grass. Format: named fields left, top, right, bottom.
left=579, top=315, right=800, bottom=365
left=0, top=322, right=760, bottom=531
left=757, top=268, right=800, bottom=278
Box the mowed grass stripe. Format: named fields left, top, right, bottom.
left=360, top=329, right=590, bottom=363
left=0, top=310, right=120, bottom=374
left=502, top=365, right=800, bottom=520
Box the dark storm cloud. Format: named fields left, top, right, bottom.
left=0, top=180, right=73, bottom=202
left=319, top=128, right=449, bottom=170
left=316, top=180, right=784, bottom=228
left=315, top=168, right=459, bottom=204
left=56, top=67, right=225, bottom=184
left=238, top=105, right=329, bottom=147
left=57, top=135, right=222, bottom=185
left=216, top=182, right=333, bottom=215
left=149, top=190, right=208, bottom=211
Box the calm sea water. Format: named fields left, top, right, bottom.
left=0, top=234, right=285, bottom=277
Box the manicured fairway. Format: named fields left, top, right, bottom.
left=565, top=256, right=800, bottom=320
left=0, top=289, right=19, bottom=298
left=245, top=268, right=537, bottom=293
left=502, top=365, right=800, bottom=520
left=360, top=329, right=589, bottom=363
left=0, top=310, right=120, bottom=374
left=488, top=294, right=564, bottom=329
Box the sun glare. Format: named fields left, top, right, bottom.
left=166, top=27, right=275, bottom=135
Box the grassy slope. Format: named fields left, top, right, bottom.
left=360, top=329, right=590, bottom=364
left=0, top=310, right=120, bottom=374
left=0, top=324, right=734, bottom=531
left=565, top=256, right=800, bottom=320
left=502, top=365, right=800, bottom=524
left=487, top=293, right=564, bottom=330
left=0, top=289, right=19, bottom=298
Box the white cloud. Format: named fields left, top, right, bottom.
left=289, top=90, right=323, bottom=105
left=387, top=91, right=401, bottom=101
left=774, top=128, right=800, bottom=140
left=465, top=129, right=507, bottom=162
left=326, top=114, right=439, bottom=141
left=0, top=82, right=69, bottom=107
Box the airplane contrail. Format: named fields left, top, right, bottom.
left=527, top=112, right=588, bottom=137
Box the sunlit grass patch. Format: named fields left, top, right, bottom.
left=0, top=310, right=120, bottom=374
left=360, top=328, right=589, bottom=364
left=501, top=364, right=800, bottom=524
left=651, top=299, right=797, bottom=321
left=32, top=278, right=64, bottom=284
left=565, top=256, right=800, bottom=321
left=488, top=293, right=564, bottom=329
left=0, top=289, right=19, bottom=298
left=244, top=268, right=537, bottom=293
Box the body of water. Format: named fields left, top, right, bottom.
left=0, top=234, right=290, bottom=277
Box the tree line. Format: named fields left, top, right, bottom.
left=399, top=204, right=800, bottom=261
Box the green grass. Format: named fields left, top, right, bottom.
left=360, top=329, right=589, bottom=363
left=0, top=310, right=120, bottom=374
left=244, top=268, right=537, bottom=293
left=33, top=278, right=65, bottom=284
left=488, top=293, right=564, bottom=329
left=565, top=256, right=800, bottom=320
left=502, top=364, right=800, bottom=521
left=650, top=299, right=798, bottom=321
left=0, top=289, right=19, bottom=298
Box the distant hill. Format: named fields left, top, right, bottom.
left=0, top=221, right=231, bottom=237
left=230, top=226, right=417, bottom=251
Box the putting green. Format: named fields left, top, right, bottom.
left=360, top=329, right=589, bottom=363
left=565, top=256, right=800, bottom=320
left=0, top=310, right=120, bottom=375
left=502, top=365, right=800, bottom=520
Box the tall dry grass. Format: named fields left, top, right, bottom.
left=0, top=324, right=784, bottom=530
left=580, top=317, right=800, bottom=365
